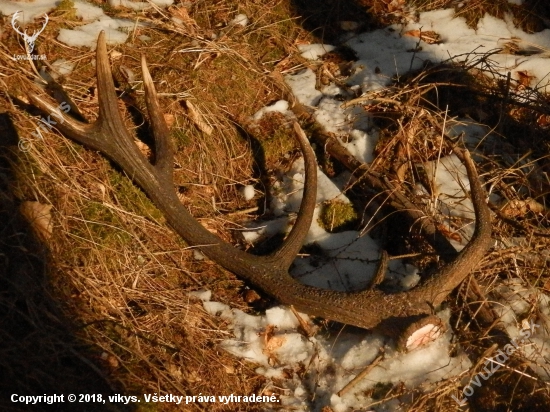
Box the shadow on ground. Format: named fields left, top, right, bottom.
left=0, top=113, right=133, bottom=412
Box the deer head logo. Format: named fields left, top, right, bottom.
left=11, top=11, right=49, bottom=53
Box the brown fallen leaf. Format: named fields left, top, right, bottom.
left=404, top=30, right=440, bottom=44
left=436, top=223, right=462, bottom=243
left=164, top=113, right=175, bottom=129
left=169, top=6, right=199, bottom=35
left=182, top=100, right=213, bottom=136
left=100, top=352, right=120, bottom=369
left=537, top=114, right=550, bottom=129
left=500, top=198, right=546, bottom=217
left=134, top=139, right=152, bottom=159
left=19, top=201, right=53, bottom=241
left=515, top=70, right=535, bottom=89
left=264, top=336, right=286, bottom=353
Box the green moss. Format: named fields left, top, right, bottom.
left=317, top=199, right=357, bottom=232
left=172, top=128, right=190, bottom=150
left=56, top=0, right=77, bottom=20
left=264, top=123, right=295, bottom=162
left=77, top=200, right=132, bottom=248
left=107, top=170, right=165, bottom=223
left=252, top=112, right=296, bottom=166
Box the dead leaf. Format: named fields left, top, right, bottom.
left=243, top=289, right=261, bottom=303
left=500, top=198, right=546, bottom=217
left=264, top=335, right=286, bottom=355
left=19, top=201, right=53, bottom=241
left=387, top=0, right=405, bottom=12
left=100, top=352, right=119, bottom=369
left=110, top=50, right=122, bottom=60
left=169, top=6, right=199, bottom=35
left=404, top=30, right=440, bottom=44
left=164, top=113, right=175, bottom=129
left=537, top=114, right=550, bottom=129
left=261, top=324, right=276, bottom=347
left=183, top=100, right=213, bottom=135
left=223, top=363, right=235, bottom=374
left=167, top=363, right=183, bottom=379
left=515, top=70, right=535, bottom=89
left=436, top=223, right=462, bottom=243
left=134, top=139, right=152, bottom=159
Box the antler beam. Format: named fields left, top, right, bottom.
left=28, top=31, right=492, bottom=335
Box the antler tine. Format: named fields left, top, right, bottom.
left=28, top=91, right=100, bottom=149
left=94, top=32, right=136, bottom=148
left=419, top=147, right=492, bottom=305
left=266, top=122, right=317, bottom=269
left=29, top=32, right=155, bottom=190
left=140, top=54, right=173, bottom=179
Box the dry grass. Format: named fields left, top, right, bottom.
left=2, top=1, right=550, bottom=411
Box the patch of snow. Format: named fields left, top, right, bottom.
left=252, top=99, right=289, bottom=120
left=206, top=301, right=472, bottom=410
left=203, top=301, right=230, bottom=316
left=298, top=43, right=336, bottom=60
left=108, top=0, right=173, bottom=9
left=240, top=185, right=255, bottom=201
left=0, top=0, right=55, bottom=24
left=74, top=0, right=105, bottom=21
left=51, top=59, right=75, bottom=78
left=229, top=13, right=249, bottom=27
left=189, top=289, right=212, bottom=302
left=58, top=16, right=135, bottom=49
left=284, top=69, right=323, bottom=106
left=422, top=154, right=475, bottom=220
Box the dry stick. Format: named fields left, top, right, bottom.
left=337, top=352, right=384, bottom=397
left=497, top=71, right=511, bottom=136
left=368, top=250, right=388, bottom=289
left=290, top=305, right=315, bottom=337
left=470, top=343, right=498, bottom=376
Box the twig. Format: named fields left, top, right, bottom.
left=290, top=305, right=315, bottom=337
left=337, top=351, right=384, bottom=397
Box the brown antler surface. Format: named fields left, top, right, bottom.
left=28, top=31, right=492, bottom=332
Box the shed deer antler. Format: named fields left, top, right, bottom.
left=28, top=32, right=492, bottom=337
